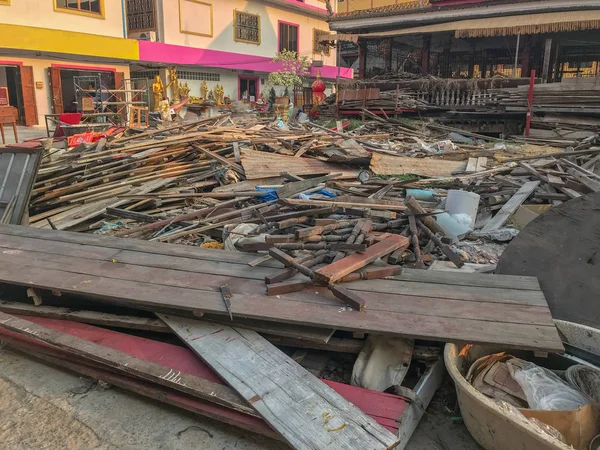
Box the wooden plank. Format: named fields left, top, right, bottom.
left=566, top=168, right=600, bottom=192
left=282, top=198, right=405, bottom=212
left=161, top=315, right=400, bottom=450
left=0, top=248, right=551, bottom=320
left=329, top=285, right=366, bottom=311
left=0, top=236, right=547, bottom=308
left=395, top=268, right=540, bottom=290
left=241, top=149, right=358, bottom=180
left=0, top=225, right=563, bottom=350
left=2, top=316, right=405, bottom=435
left=315, top=235, right=409, bottom=283
left=475, top=157, right=488, bottom=172
left=369, top=152, right=466, bottom=177
left=0, top=311, right=255, bottom=415
left=481, top=181, right=541, bottom=231
left=276, top=173, right=341, bottom=199
left=0, top=260, right=563, bottom=350
left=0, top=301, right=170, bottom=332
left=465, top=157, right=478, bottom=173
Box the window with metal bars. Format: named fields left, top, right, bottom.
left=130, top=70, right=160, bottom=79
left=234, top=10, right=260, bottom=44
left=178, top=71, right=221, bottom=81
left=56, top=0, right=102, bottom=15
left=279, top=22, right=299, bottom=53
left=127, top=0, right=156, bottom=32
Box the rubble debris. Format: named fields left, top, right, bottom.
left=5, top=98, right=599, bottom=450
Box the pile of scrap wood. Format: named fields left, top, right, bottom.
left=0, top=220, right=563, bottom=449
left=24, top=113, right=600, bottom=266
left=3, top=112, right=593, bottom=448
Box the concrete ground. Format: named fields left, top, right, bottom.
left=0, top=125, right=47, bottom=145
left=0, top=349, right=482, bottom=450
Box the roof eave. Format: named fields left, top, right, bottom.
left=329, top=0, right=600, bottom=32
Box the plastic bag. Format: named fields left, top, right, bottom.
left=512, top=362, right=589, bottom=411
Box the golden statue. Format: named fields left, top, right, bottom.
left=158, top=97, right=172, bottom=122
left=179, top=82, right=191, bottom=99
left=201, top=80, right=209, bottom=101
left=215, top=84, right=224, bottom=105
left=166, top=67, right=180, bottom=103
left=208, top=89, right=215, bottom=102
left=151, top=75, right=165, bottom=111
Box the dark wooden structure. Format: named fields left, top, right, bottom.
left=0, top=224, right=563, bottom=352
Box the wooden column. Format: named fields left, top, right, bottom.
left=521, top=38, right=531, bottom=78
left=358, top=41, right=367, bottom=79
left=542, top=37, right=553, bottom=83
left=384, top=39, right=393, bottom=73
left=421, top=34, right=431, bottom=75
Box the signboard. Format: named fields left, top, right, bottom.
left=0, top=87, right=8, bottom=106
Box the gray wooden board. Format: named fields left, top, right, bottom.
left=0, top=225, right=564, bottom=351
left=482, top=181, right=541, bottom=231
left=160, top=315, right=400, bottom=450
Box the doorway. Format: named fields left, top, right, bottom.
left=238, top=75, right=260, bottom=102
left=0, top=65, right=24, bottom=124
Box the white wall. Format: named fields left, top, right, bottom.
left=0, top=56, right=130, bottom=125
left=0, top=0, right=125, bottom=38
left=161, top=0, right=336, bottom=65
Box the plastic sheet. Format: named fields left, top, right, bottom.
left=512, top=362, right=589, bottom=411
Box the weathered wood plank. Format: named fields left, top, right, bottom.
left=0, top=311, right=255, bottom=415
left=0, top=260, right=564, bottom=351
left=482, top=181, right=541, bottom=231
left=0, top=249, right=552, bottom=324
left=370, top=153, right=466, bottom=177
left=161, top=315, right=400, bottom=450
left=0, top=301, right=170, bottom=332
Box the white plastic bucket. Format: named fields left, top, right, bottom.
left=446, top=190, right=480, bottom=229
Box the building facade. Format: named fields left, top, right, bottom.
left=329, top=0, right=600, bottom=82
left=0, top=0, right=351, bottom=126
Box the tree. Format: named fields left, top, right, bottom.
left=267, top=50, right=311, bottom=96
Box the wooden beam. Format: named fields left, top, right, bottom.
left=329, top=285, right=366, bottom=311
left=161, top=315, right=400, bottom=450
left=315, top=235, right=409, bottom=284
left=482, top=181, right=540, bottom=232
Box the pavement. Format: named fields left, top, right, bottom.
left=0, top=349, right=482, bottom=450
left=0, top=125, right=48, bottom=145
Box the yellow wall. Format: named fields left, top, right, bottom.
left=0, top=56, right=130, bottom=125
left=162, top=0, right=336, bottom=65
left=0, top=0, right=125, bottom=38
left=0, top=24, right=139, bottom=61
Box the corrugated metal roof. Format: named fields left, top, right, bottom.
left=0, top=147, right=43, bottom=225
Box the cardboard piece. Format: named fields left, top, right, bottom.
left=512, top=204, right=552, bottom=228
left=520, top=404, right=600, bottom=450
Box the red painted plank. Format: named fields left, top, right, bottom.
left=5, top=316, right=407, bottom=432
left=2, top=333, right=278, bottom=438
